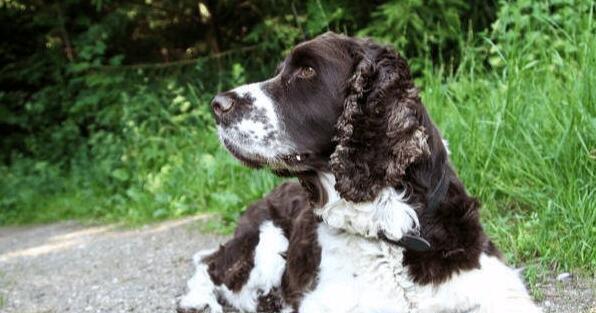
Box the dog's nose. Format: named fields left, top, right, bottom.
left=211, top=93, right=235, bottom=121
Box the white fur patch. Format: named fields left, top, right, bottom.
left=178, top=249, right=224, bottom=313
left=315, top=172, right=419, bottom=241
left=301, top=228, right=541, bottom=313
left=300, top=224, right=412, bottom=313
left=232, top=83, right=278, bottom=127
left=217, top=81, right=294, bottom=160
left=411, top=254, right=542, bottom=313
left=218, top=221, right=289, bottom=312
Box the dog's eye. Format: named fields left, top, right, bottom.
left=297, top=66, right=316, bottom=79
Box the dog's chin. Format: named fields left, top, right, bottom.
left=221, top=140, right=266, bottom=169
left=220, top=138, right=312, bottom=173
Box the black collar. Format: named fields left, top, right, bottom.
left=379, top=167, right=449, bottom=252
left=426, top=167, right=449, bottom=215
left=378, top=231, right=431, bottom=252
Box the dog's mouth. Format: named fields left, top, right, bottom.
left=279, top=153, right=312, bottom=169
left=221, top=138, right=265, bottom=168
left=220, top=137, right=311, bottom=171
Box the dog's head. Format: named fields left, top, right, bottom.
left=213, top=32, right=447, bottom=202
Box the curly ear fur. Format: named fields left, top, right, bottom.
left=330, top=41, right=431, bottom=202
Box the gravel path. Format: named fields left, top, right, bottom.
left=0, top=218, right=593, bottom=313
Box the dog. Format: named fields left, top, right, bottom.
left=177, top=32, right=542, bottom=313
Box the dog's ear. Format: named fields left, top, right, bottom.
left=330, top=40, right=431, bottom=202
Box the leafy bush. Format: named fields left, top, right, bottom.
left=489, top=0, right=593, bottom=70
left=360, top=0, right=497, bottom=70
left=0, top=63, right=280, bottom=225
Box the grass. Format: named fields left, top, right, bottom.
left=0, top=1, right=594, bottom=279
left=420, top=10, right=595, bottom=276
left=0, top=133, right=280, bottom=226
left=0, top=78, right=280, bottom=226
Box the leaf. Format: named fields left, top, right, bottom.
left=111, top=168, right=130, bottom=181
left=152, top=208, right=168, bottom=218
left=209, top=191, right=241, bottom=209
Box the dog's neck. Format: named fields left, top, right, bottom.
left=309, top=172, right=420, bottom=242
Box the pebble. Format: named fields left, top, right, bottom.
left=556, top=272, right=572, bottom=282
left=544, top=300, right=552, bottom=307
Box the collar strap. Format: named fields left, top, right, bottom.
left=378, top=168, right=449, bottom=252
left=426, top=167, right=449, bottom=215
left=378, top=231, right=431, bottom=252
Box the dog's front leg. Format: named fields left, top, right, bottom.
left=177, top=249, right=224, bottom=313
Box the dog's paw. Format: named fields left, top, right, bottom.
left=175, top=305, right=203, bottom=313
left=176, top=296, right=223, bottom=313
left=175, top=304, right=219, bottom=313
left=178, top=252, right=224, bottom=313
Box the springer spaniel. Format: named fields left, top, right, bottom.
left=177, top=32, right=542, bottom=313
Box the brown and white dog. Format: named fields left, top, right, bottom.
left=177, top=32, right=542, bottom=313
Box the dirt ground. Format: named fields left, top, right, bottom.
left=0, top=217, right=593, bottom=313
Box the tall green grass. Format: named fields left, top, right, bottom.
left=421, top=2, right=595, bottom=273
left=0, top=141, right=280, bottom=228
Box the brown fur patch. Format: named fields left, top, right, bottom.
left=202, top=182, right=309, bottom=293
left=282, top=206, right=321, bottom=310
left=329, top=39, right=431, bottom=202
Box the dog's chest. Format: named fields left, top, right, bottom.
left=299, top=224, right=421, bottom=313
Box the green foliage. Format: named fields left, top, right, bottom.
left=487, top=0, right=594, bottom=72
left=242, top=0, right=377, bottom=72
left=0, top=0, right=594, bottom=276
left=360, top=0, right=497, bottom=70
left=419, top=0, right=595, bottom=273
left=0, top=70, right=280, bottom=225
left=361, top=0, right=466, bottom=55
